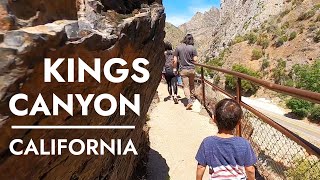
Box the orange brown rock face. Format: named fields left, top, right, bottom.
left=0, top=1, right=165, bottom=179
left=0, top=2, right=13, bottom=31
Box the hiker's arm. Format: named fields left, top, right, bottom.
left=173, top=56, right=178, bottom=69
left=245, top=166, right=255, bottom=180
left=193, top=56, right=198, bottom=63
left=196, top=164, right=206, bottom=180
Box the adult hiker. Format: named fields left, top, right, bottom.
left=173, top=34, right=198, bottom=110
left=163, top=41, right=178, bottom=104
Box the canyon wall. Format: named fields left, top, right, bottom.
left=177, top=0, right=285, bottom=59
left=0, top=0, right=165, bottom=179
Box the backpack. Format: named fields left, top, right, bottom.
left=164, top=50, right=174, bottom=73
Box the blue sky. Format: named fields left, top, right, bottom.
left=163, top=0, right=220, bottom=27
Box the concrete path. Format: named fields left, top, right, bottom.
left=147, top=83, right=218, bottom=180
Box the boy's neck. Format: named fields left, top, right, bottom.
left=216, top=129, right=234, bottom=138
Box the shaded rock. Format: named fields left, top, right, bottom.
left=0, top=1, right=14, bottom=31
left=7, top=0, right=77, bottom=26
left=0, top=1, right=165, bottom=179
left=101, top=0, right=162, bottom=14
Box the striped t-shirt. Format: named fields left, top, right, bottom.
left=196, top=136, right=257, bottom=180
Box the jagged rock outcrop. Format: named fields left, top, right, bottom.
left=164, top=22, right=184, bottom=48
left=0, top=0, right=78, bottom=31
left=209, top=0, right=285, bottom=56
left=0, top=0, right=165, bottom=179
left=176, top=0, right=285, bottom=59
left=179, top=7, right=220, bottom=38
left=179, top=7, right=220, bottom=58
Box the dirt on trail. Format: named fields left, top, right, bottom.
left=147, top=83, right=218, bottom=179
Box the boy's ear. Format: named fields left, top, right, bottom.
left=212, top=115, right=217, bottom=123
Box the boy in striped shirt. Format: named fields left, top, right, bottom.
left=196, top=99, right=257, bottom=180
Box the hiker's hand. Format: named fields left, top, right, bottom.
left=173, top=68, right=177, bottom=75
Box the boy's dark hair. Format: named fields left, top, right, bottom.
left=165, top=41, right=173, bottom=51
left=182, top=34, right=194, bottom=45
left=214, top=99, right=243, bottom=131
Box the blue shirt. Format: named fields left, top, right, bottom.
left=196, top=136, right=257, bottom=180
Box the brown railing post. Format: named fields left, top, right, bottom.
left=236, top=78, right=242, bottom=137
left=201, top=67, right=206, bottom=107
left=194, top=63, right=320, bottom=158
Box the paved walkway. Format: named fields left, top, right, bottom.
left=147, top=83, right=218, bottom=180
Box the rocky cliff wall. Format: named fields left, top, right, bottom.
left=179, top=7, right=220, bottom=58
left=0, top=0, right=165, bottom=179
left=177, top=0, right=285, bottom=59
left=209, top=0, right=285, bottom=57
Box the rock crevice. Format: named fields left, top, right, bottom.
left=0, top=1, right=165, bottom=179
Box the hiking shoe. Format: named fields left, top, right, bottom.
left=173, top=96, right=178, bottom=104
left=186, top=103, right=193, bottom=110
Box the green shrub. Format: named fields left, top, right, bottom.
left=266, top=25, right=277, bottom=33
left=243, top=21, right=250, bottom=30
left=297, top=10, right=316, bottom=21
left=251, top=49, right=263, bottom=60
left=316, top=14, right=320, bottom=22
left=261, top=58, right=270, bottom=70
left=275, top=35, right=288, bottom=47
left=291, top=60, right=320, bottom=93
left=292, top=0, right=303, bottom=6
left=285, top=157, right=320, bottom=179
left=245, top=33, right=258, bottom=44
left=233, top=35, right=246, bottom=44
left=308, top=23, right=317, bottom=32
left=289, top=31, right=297, bottom=41
left=313, top=4, right=320, bottom=11
left=214, top=75, right=221, bottom=85
left=280, top=9, right=290, bottom=18
left=207, top=58, right=224, bottom=67
left=225, top=64, right=261, bottom=94
left=257, top=34, right=270, bottom=49
left=205, top=50, right=228, bottom=77
left=195, top=66, right=202, bottom=74
left=309, top=105, right=320, bottom=124
left=281, top=22, right=290, bottom=30
left=289, top=60, right=320, bottom=123
left=314, top=30, right=320, bottom=43
left=286, top=98, right=313, bottom=119
left=272, top=58, right=287, bottom=84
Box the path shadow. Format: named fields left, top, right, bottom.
left=180, top=98, right=189, bottom=107
left=147, top=149, right=170, bottom=180
left=164, top=96, right=171, bottom=102
left=284, top=112, right=303, bottom=120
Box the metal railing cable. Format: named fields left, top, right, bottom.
left=195, top=63, right=320, bottom=180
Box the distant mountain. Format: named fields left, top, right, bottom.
left=164, top=0, right=320, bottom=87
left=178, top=7, right=220, bottom=59
left=164, top=22, right=184, bottom=48
left=179, top=7, right=220, bottom=38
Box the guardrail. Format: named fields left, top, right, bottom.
left=195, top=63, right=320, bottom=179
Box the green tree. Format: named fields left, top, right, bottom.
left=286, top=60, right=320, bottom=122
left=225, top=64, right=261, bottom=94
left=286, top=98, right=313, bottom=119
left=309, top=105, right=320, bottom=124
left=291, top=60, right=320, bottom=93
left=272, top=59, right=288, bottom=85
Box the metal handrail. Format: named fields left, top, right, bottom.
left=195, top=63, right=320, bottom=104
left=195, top=63, right=320, bottom=158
